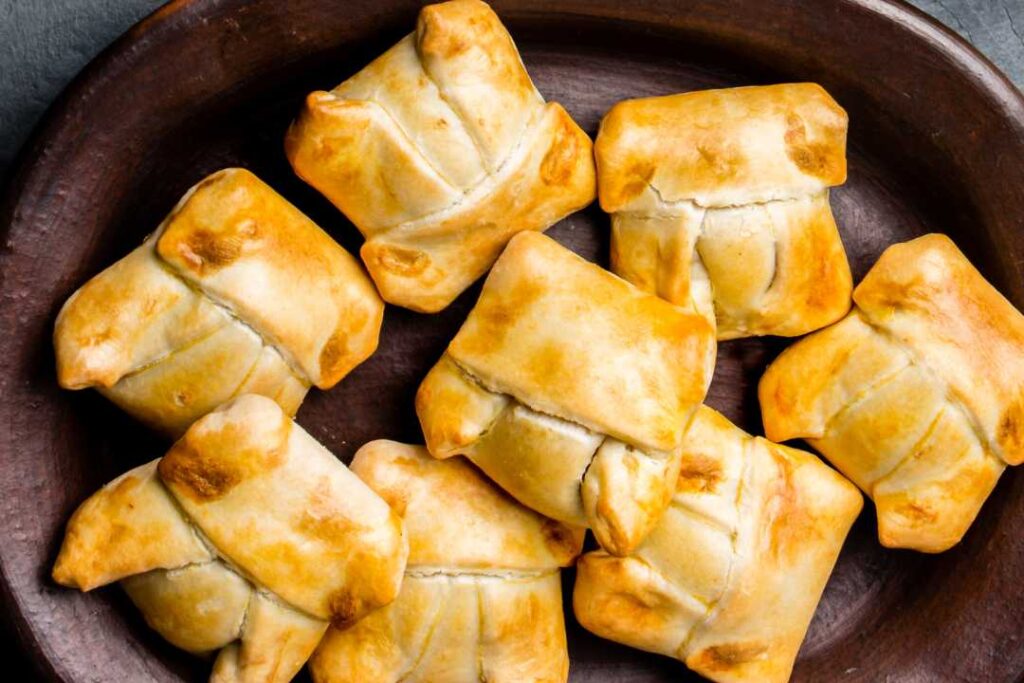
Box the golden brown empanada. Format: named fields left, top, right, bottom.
left=574, top=406, right=862, bottom=683
left=596, top=83, right=853, bottom=339
left=416, top=231, right=715, bottom=556
left=760, top=234, right=1024, bottom=552
left=285, top=0, right=596, bottom=313
left=52, top=395, right=408, bottom=683
left=54, top=168, right=383, bottom=436
left=311, top=440, right=582, bottom=683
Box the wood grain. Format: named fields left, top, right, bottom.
left=2, top=0, right=1024, bottom=681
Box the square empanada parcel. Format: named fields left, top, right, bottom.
left=417, top=232, right=716, bottom=556
left=286, top=0, right=596, bottom=312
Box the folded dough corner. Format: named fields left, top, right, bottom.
left=760, top=233, right=1024, bottom=552
left=596, top=83, right=853, bottom=340
left=573, top=406, right=862, bottom=683
left=416, top=231, right=716, bottom=557
left=285, top=0, right=596, bottom=313
left=51, top=395, right=408, bottom=683
left=311, top=440, right=582, bottom=682
left=53, top=168, right=384, bottom=435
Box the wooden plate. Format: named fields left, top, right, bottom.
left=3, top=0, right=1024, bottom=680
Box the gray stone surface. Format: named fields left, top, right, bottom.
left=0, top=0, right=1022, bottom=678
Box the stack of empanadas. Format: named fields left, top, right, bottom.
left=48, top=1, right=1024, bottom=681
left=52, top=396, right=407, bottom=682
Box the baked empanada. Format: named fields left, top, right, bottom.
left=597, top=83, right=853, bottom=339
left=52, top=395, right=407, bottom=682
left=311, top=440, right=582, bottom=683
left=760, top=234, right=1024, bottom=552
left=54, top=168, right=383, bottom=436
left=416, top=232, right=715, bottom=556
left=574, top=406, right=862, bottom=683
left=285, top=0, right=596, bottom=313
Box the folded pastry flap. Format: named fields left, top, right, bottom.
left=582, top=439, right=683, bottom=557
left=414, top=0, right=544, bottom=173
left=809, top=362, right=950, bottom=492
left=478, top=574, right=570, bottom=683
left=759, top=311, right=911, bottom=443
left=155, top=168, right=384, bottom=389
left=573, top=551, right=709, bottom=659
left=99, top=320, right=276, bottom=437
left=416, top=353, right=510, bottom=457
left=610, top=205, right=712, bottom=317
left=121, top=561, right=250, bottom=654
left=310, top=575, right=449, bottom=683
left=54, top=238, right=228, bottom=389
left=286, top=92, right=462, bottom=234
left=351, top=440, right=583, bottom=571
left=464, top=401, right=598, bottom=528
left=871, top=404, right=1004, bottom=552
left=449, top=232, right=714, bottom=452
left=332, top=34, right=487, bottom=190
left=211, top=592, right=328, bottom=683
left=684, top=439, right=862, bottom=683
left=596, top=83, right=847, bottom=213
left=51, top=460, right=212, bottom=591
left=705, top=193, right=852, bottom=340
left=361, top=103, right=596, bottom=313
left=402, top=577, right=482, bottom=681
left=853, top=234, right=1024, bottom=465
left=159, top=395, right=406, bottom=623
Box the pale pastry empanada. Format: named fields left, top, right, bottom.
left=52, top=395, right=408, bottom=683
left=597, top=83, right=853, bottom=339
left=574, top=406, right=862, bottom=683
left=760, top=234, right=1024, bottom=552
left=285, top=0, right=596, bottom=313
left=416, top=232, right=715, bottom=556
left=54, top=168, right=383, bottom=436
left=311, top=440, right=583, bottom=683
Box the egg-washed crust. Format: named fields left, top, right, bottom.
left=760, top=234, right=1024, bottom=552
left=51, top=395, right=407, bottom=682
left=53, top=168, right=384, bottom=434
left=573, top=407, right=862, bottom=683
left=310, top=440, right=576, bottom=683
left=416, top=232, right=714, bottom=555
left=597, top=84, right=852, bottom=340
left=285, top=0, right=596, bottom=313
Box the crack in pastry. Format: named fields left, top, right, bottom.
left=311, top=440, right=582, bottom=683
left=54, top=168, right=384, bottom=436
left=597, top=83, right=853, bottom=339
left=417, top=231, right=715, bottom=557
left=52, top=395, right=408, bottom=683
left=574, top=406, right=862, bottom=683
left=286, top=0, right=596, bottom=313
left=760, top=234, right=1022, bottom=552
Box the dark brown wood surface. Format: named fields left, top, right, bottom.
left=2, top=0, right=1024, bottom=680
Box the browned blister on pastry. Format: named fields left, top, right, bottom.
left=54, top=168, right=384, bottom=435
left=760, top=234, right=1024, bottom=552
left=573, top=407, right=862, bottom=683
left=52, top=395, right=408, bottom=683
left=310, top=440, right=581, bottom=683
left=416, top=232, right=715, bottom=556
left=286, top=0, right=596, bottom=313
left=597, top=83, right=853, bottom=339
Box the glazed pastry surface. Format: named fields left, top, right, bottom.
left=52, top=395, right=408, bottom=682
left=286, top=0, right=596, bottom=312
left=574, top=406, right=862, bottom=683
left=760, top=234, right=1024, bottom=551
left=597, top=83, right=852, bottom=339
